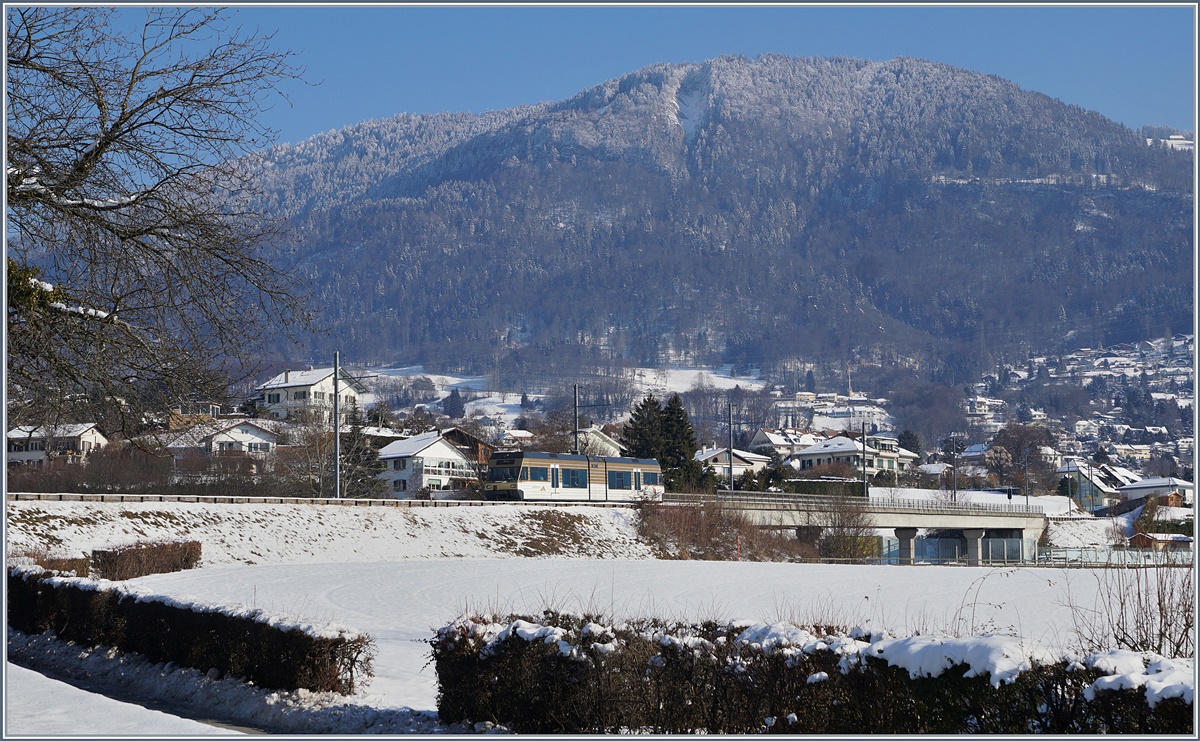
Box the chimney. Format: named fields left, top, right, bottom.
left=284, top=370, right=289, bottom=383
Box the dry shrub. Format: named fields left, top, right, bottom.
left=1065, top=557, right=1194, bottom=657
left=91, top=540, right=202, bottom=581
left=8, top=546, right=90, bottom=577
left=637, top=501, right=817, bottom=561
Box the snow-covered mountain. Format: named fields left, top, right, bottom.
left=250, top=55, right=1193, bottom=382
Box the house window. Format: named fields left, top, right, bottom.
left=248, top=443, right=271, bottom=453
left=267, top=393, right=281, bottom=404
left=293, top=390, right=308, bottom=401
left=393, top=479, right=407, bottom=492
left=314, top=391, right=325, bottom=401
left=393, top=459, right=407, bottom=471
left=346, top=395, right=356, bottom=404
left=217, top=442, right=240, bottom=452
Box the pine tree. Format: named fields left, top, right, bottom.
left=897, top=429, right=922, bottom=455
left=443, top=388, right=466, bottom=419
left=660, top=394, right=705, bottom=491
left=339, top=402, right=387, bottom=498
left=621, top=394, right=663, bottom=460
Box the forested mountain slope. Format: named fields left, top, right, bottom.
left=252, top=55, right=1193, bottom=385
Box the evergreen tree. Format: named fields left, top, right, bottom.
left=443, top=388, right=466, bottom=419
left=897, top=429, right=922, bottom=455
left=620, top=394, right=663, bottom=460
left=339, top=402, right=387, bottom=498
left=660, top=394, right=705, bottom=491
left=805, top=370, right=817, bottom=393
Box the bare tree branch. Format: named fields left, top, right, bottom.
left=6, top=7, right=312, bottom=437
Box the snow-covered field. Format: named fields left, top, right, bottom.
left=5, top=496, right=1194, bottom=735
left=375, top=364, right=765, bottom=429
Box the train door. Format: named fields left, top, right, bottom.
left=551, top=466, right=560, bottom=495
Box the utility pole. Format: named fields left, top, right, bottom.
left=861, top=420, right=868, bottom=499
left=728, top=402, right=734, bottom=491
left=952, top=440, right=958, bottom=505
left=333, top=351, right=341, bottom=500
left=573, top=383, right=579, bottom=455
left=1023, top=452, right=1029, bottom=507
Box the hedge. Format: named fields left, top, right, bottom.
left=431, top=612, right=1193, bottom=734
left=7, top=567, right=374, bottom=695
left=91, top=540, right=202, bottom=580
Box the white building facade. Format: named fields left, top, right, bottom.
left=378, top=430, right=476, bottom=497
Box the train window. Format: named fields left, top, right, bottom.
left=608, top=470, right=632, bottom=489
left=562, top=468, right=587, bottom=488
left=487, top=465, right=518, bottom=482
left=643, top=471, right=660, bottom=485
left=527, top=467, right=549, bottom=481
left=520, top=467, right=529, bottom=481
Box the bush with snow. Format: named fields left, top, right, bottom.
left=432, top=612, right=1193, bottom=733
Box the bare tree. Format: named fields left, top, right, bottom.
left=6, top=7, right=309, bottom=436
left=799, top=494, right=879, bottom=562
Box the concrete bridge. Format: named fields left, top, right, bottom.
left=663, top=491, right=1048, bottom=565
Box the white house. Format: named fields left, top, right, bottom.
left=163, top=420, right=283, bottom=458
left=378, top=430, right=476, bottom=497
left=694, top=446, right=771, bottom=482
left=1056, top=459, right=1143, bottom=511
left=864, top=435, right=920, bottom=476
left=787, top=436, right=876, bottom=473
left=786, top=435, right=916, bottom=479
left=252, top=367, right=371, bottom=423
left=1118, top=477, right=1194, bottom=504
left=747, top=428, right=823, bottom=459
left=6, top=424, right=108, bottom=467
left=576, top=426, right=623, bottom=457
left=498, top=429, right=535, bottom=449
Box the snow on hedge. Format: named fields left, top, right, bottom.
left=448, top=614, right=1195, bottom=706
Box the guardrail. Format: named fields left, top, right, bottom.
left=663, top=491, right=1044, bottom=516
left=4, top=492, right=634, bottom=508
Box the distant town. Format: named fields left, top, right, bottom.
left=8, top=333, right=1193, bottom=525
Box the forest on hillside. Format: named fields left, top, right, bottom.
left=248, top=55, right=1193, bottom=391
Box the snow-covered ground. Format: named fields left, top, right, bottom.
left=376, top=364, right=764, bottom=429
left=5, top=496, right=1194, bottom=734
left=4, top=662, right=238, bottom=736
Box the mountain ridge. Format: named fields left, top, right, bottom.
left=251, top=54, right=1193, bottom=387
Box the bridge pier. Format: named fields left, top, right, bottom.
left=894, top=527, right=918, bottom=565
left=963, top=528, right=986, bottom=566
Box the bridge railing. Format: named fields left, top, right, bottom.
left=663, top=490, right=1044, bottom=515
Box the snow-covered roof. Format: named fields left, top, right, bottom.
left=694, top=446, right=771, bottom=464
left=754, top=428, right=821, bottom=447
left=256, top=367, right=370, bottom=393
left=503, top=429, right=534, bottom=439
left=1119, top=477, right=1194, bottom=493
left=159, top=420, right=284, bottom=450
left=1131, top=532, right=1193, bottom=543
left=378, top=430, right=450, bottom=459
left=7, top=423, right=102, bottom=440
left=793, top=436, right=877, bottom=457
left=918, top=463, right=952, bottom=475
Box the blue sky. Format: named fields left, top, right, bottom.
left=224, top=4, right=1197, bottom=147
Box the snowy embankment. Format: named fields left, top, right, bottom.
left=5, top=496, right=1193, bottom=734
left=5, top=498, right=656, bottom=564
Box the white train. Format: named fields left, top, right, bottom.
left=483, top=451, right=664, bottom=503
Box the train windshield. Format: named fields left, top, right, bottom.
left=487, top=465, right=520, bottom=482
